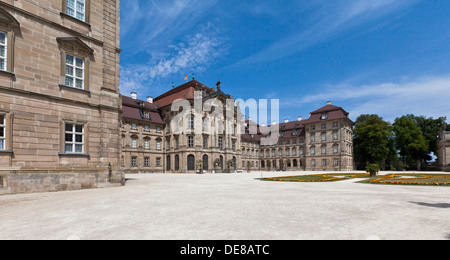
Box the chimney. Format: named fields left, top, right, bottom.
left=147, top=96, right=154, bottom=104
left=248, top=116, right=252, bottom=122
left=131, top=92, right=137, bottom=100
left=284, top=118, right=289, bottom=123
left=298, top=116, right=302, bottom=121
left=327, top=101, right=332, bottom=105
left=272, top=120, right=277, bottom=126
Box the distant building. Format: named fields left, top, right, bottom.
left=0, top=0, right=122, bottom=194
left=121, top=80, right=355, bottom=173
left=437, top=130, right=450, bottom=172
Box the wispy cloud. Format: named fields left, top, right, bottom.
left=289, top=75, right=450, bottom=122
left=120, top=25, right=227, bottom=95
left=121, top=0, right=219, bottom=57
left=228, top=0, right=422, bottom=68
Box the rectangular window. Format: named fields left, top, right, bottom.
left=156, top=141, right=161, bottom=150
left=311, top=134, right=315, bottom=142
left=188, top=116, right=194, bottom=130
left=311, top=159, right=316, bottom=167
left=156, top=158, right=161, bottom=167
left=311, top=147, right=315, bottom=155
left=0, top=32, right=7, bottom=71
left=144, top=157, right=150, bottom=167
left=66, top=0, right=86, bottom=21
left=131, top=138, right=137, bottom=148
left=156, top=127, right=161, bottom=133
left=322, top=133, right=326, bottom=141
left=203, top=137, right=208, bottom=149
left=0, top=114, right=5, bottom=150
left=218, top=137, right=223, bottom=150
left=322, top=159, right=327, bottom=166
left=188, top=136, right=194, bottom=148
left=144, top=139, right=149, bottom=149
left=334, top=159, right=339, bottom=166
left=65, top=54, right=84, bottom=89
left=144, top=125, right=149, bottom=131
left=322, top=146, right=327, bottom=154
left=64, top=123, right=84, bottom=153
left=131, top=157, right=137, bottom=167
left=132, top=123, right=137, bottom=130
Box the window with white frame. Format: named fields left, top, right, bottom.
left=131, top=138, right=137, bottom=148
left=144, top=139, right=149, bottom=149
left=322, top=159, right=327, bottom=166
left=188, top=116, right=194, bottom=130
left=322, top=146, right=327, bottom=154
left=65, top=54, right=84, bottom=89
left=66, top=0, right=86, bottom=22
left=144, top=157, right=150, bottom=167
left=65, top=123, right=84, bottom=153
left=131, top=157, right=137, bottom=167
left=156, top=140, right=161, bottom=150
left=0, top=32, right=7, bottom=71
left=0, top=114, right=5, bottom=150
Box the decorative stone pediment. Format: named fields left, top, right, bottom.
left=57, top=37, right=94, bottom=55
left=0, top=8, right=20, bottom=28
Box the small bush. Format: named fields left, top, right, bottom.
left=366, top=164, right=380, bottom=177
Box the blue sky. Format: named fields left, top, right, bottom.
left=120, top=0, right=450, bottom=124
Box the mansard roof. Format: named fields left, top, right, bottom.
left=154, top=80, right=217, bottom=108
left=121, top=95, right=164, bottom=125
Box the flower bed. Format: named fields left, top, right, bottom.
left=264, top=173, right=450, bottom=186
left=368, top=174, right=450, bottom=186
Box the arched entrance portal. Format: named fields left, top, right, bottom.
left=187, top=154, right=195, bottom=171
left=166, top=155, right=171, bottom=171
left=203, top=154, right=209, bottom=171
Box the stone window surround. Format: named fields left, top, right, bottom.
left=0, top=7, right=20, bottom=76
left=57, top=37, right=94, bottom=92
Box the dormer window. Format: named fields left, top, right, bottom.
left=321, top=112, right=328, bottom=120
left=144, top=111, right=149, bottom=119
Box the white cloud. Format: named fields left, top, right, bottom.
left=293, top=75, right=450, bottom=122
left=120, top=27, right=227, bottom=95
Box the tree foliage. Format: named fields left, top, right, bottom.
left=353, top=115, right=393, bottom=167
left=392, top=116, right=429, bottom=170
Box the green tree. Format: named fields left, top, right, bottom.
left=353, top=115, right=393, bottom=169
left=406, top=114, right=448, bottom=159
left=393, top=116, right=429, bottom=170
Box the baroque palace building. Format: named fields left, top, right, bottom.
left=437, top=129, right=450, bottom=172
left=0, top=0, right=122, bottom=195
left=121, top=79, right=355, bottom=174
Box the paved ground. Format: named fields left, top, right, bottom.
left=0, top=171, right=449, bottom=240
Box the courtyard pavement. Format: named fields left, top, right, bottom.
left=0, top=171, right=449, bottom=240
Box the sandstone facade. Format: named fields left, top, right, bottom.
left=0, top=0, right=122, bottom=195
